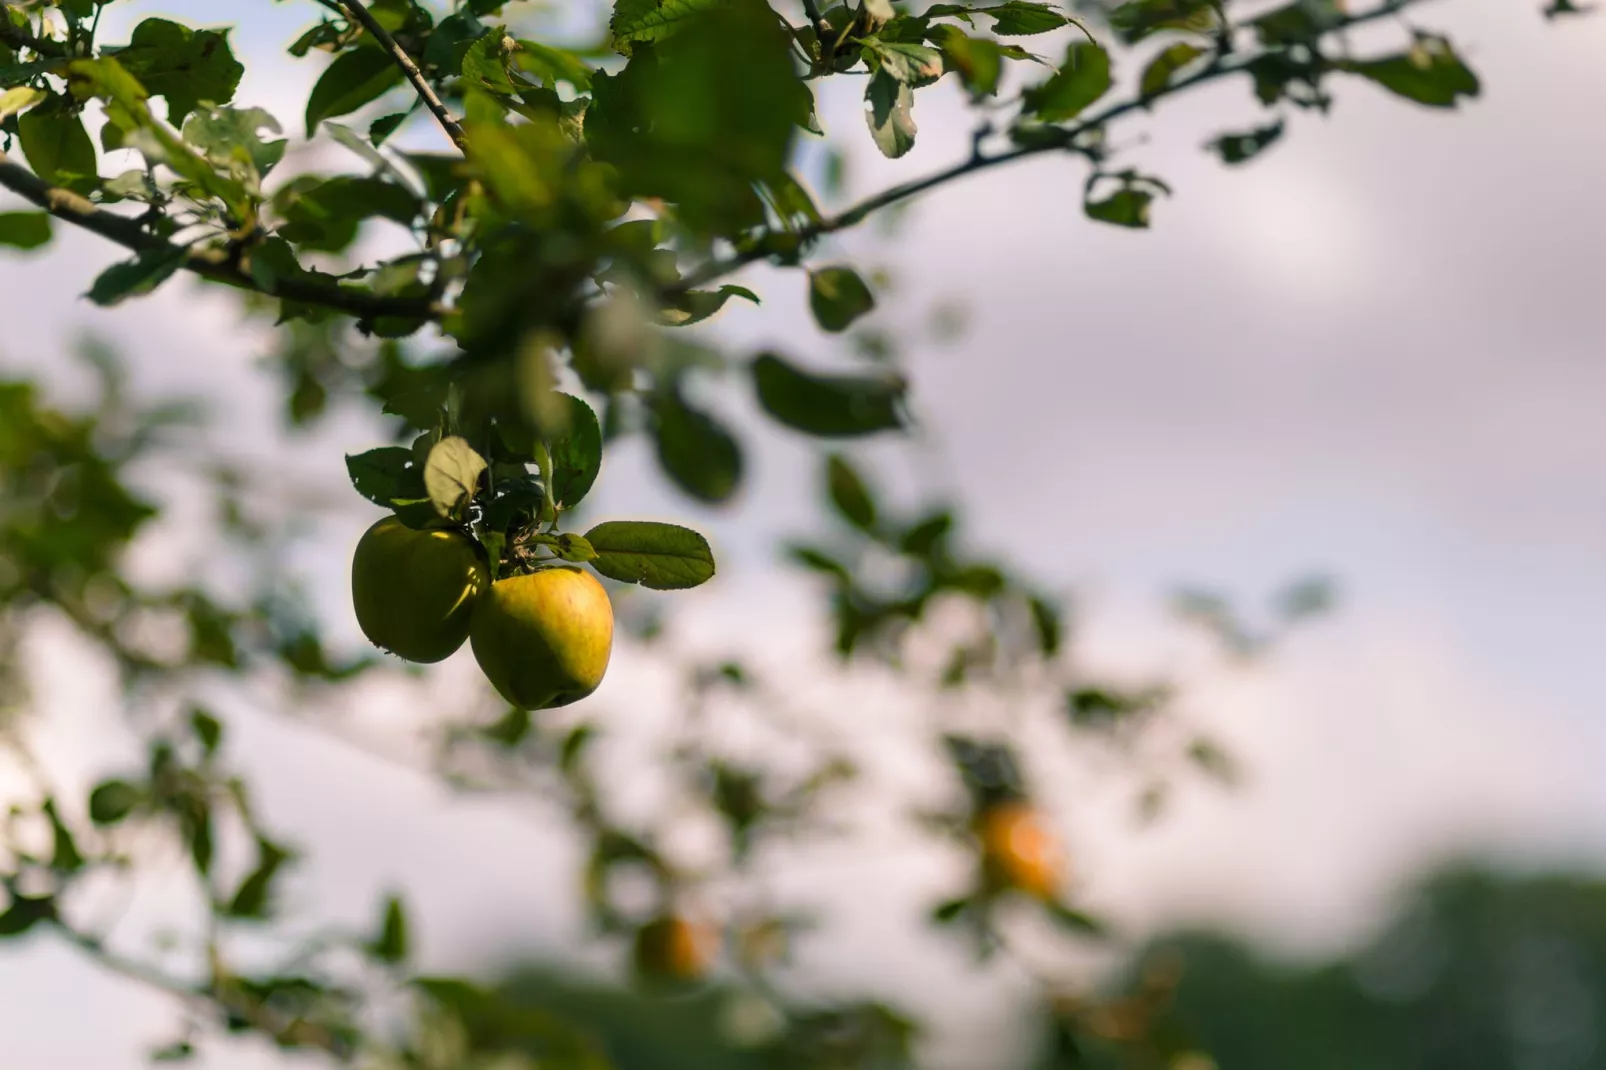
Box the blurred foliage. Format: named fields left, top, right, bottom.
left=0, top=0, right=1581, bottom=1065
left=1046, top=863, right=1606, bottom=1070
left=354, top=860, right=1606, bottom=1070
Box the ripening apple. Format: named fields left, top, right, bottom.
left=469, top=567, right=613, bottom=710
left=633, top=913, right=715, bottom=984
left=350, top=516, right=488, bottom=663
left=977, top=800, right=1064, bottom=901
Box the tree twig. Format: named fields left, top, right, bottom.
left=331, top=0, right=468, bottom=152
left=671, top=0, right=1414, bottom=294
left=51, top=921, right=352, bottom=1056
left=0, top=151, right=442, bottom=322
left=799, top=0, right=835, bottom=56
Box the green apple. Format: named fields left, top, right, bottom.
left=351, top=516, right=488, bottom=663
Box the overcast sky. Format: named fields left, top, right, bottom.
left=2, top=1, right=1606, bottom=1067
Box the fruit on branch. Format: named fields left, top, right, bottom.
left=633, top=913, right=716, bottom=983
left=351, top=516, right=489, bottom=663
left=977, top=800, right=1064, bottom=900
left=469, top=567, right=614, bottom=710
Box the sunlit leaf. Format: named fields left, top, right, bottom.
left=585, top=520, right=716, bottom=589
left=423, top=436, right=487, bottom=518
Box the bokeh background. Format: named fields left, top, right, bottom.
left=3, top=0, right=1605, bottom=1065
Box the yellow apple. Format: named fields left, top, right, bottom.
left=469, top=567, right=613, bottom=710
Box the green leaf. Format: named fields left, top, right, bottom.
left=275, top=175, right=421, bottom=252
left=423, top=436, right=487, bottom=518
left=1046, top=901, right=1105, bottom=937
left=652, top=389, right=743, bottom=504
left=865, top=69, right=917, bottom=158
left=18, top=102, right=97, bottom=189
left=481, top=531, right=505, bottom=580
left=370, top=110, right=412, bottom=144
left=305, top=47, right=405, bottom=136
left=1106, top=0, right=1218, bottom=44
left=371, top=894, right=409, bottom=963
left=109, top=18, right=243, bottom=125
left=660, top=284, right=760, bottom=327
left=1066, top=685, right=1157, bottom=726
left=86, top=246, right=187, bottom=306
left=809, top=267, right=877, bottom=333
left=179, top=795, right=213, bottom=875
left=899, top=511, right=953, bottom=557
left=0, top=211, right=51, bottom=250
left=89, top=779, right=142, bottom=825
left=1083, top=172, right=1169, bottom=228
left=1139, top=42, right=1203, bottom=98
left=511, top=39, right=595, bottom=90
left=931, top=896, right=971, bottom=923
left=1085, top=187, right=1152, bottom=227
left=150, top=1041, right=195, bottom=1062
left=928, top=26, right=1003, bottom=98
left=345, top=446, right=424, bottom=506
left=609, top=0, right=725, bottom=56
left=1023, top=41, right=1110, bottom=121
left=1187, top=736, right=1238, bottom=784
left=1251, top=0, right=1346, bottom=46
left=552, top=533, right=597, bottom=563
left=0, top=895, right=55, bottom=938
left=1543, top=0, right=1593, bottom=18
left=461, top=31, right=516, bottom=94
left=945, top=563, right=1005, bottom=597
left=43, top=799, right=84, bottom=874
left=368, top=350, right=452, bottom=431
left=423, top=11, right=486, bottom=73
left=984, top=0, right=1072, bottom=34
left=0, top=57, right=66, bottom=84
left=226, top=838, right=291, bottom=919
left=1206, top=120, right=1285, bottom=165
left=483, top=477, right=545, bottom=534
left=190, top=707, right=223, bottom=755
left=752, top=352, right=906, bottom=438
left=1341, top=36, right=1479, bottom=109
left=927, top=1, right=1070, bottom=34
left=560, top=723, right=594, bottom=770
left=764, top=173, right=823, bottom=224
left=1028, top=595, right=1061, bottom=656
left=481, top=706, right=532, bottom=747
left=826, top=454, right=878, bottom=532
left=866, top=40, right=945, bottom=87
left=548, top=393, right=603, bottom=509
left=0, top=86, right=46, bottom=122
left=584, top=520, right=716, bottom=590
left=183, top=106, right=286, bottom=184
left=789, top=544, right=850, bottom=578
left=68, top=56, right=250, bottom=213
left=1275, top=574, right=1335, bottom=621
left=586, top=0, right=809, bottom=236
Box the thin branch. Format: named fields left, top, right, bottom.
left=52, top=922, right=353, bottom=1056
left=799, top=0, right=835, bottom=57
left=671, top=0, right=1414, bottom=294
left=0, top=151, right=441, bottom=322
left=0, top=11, right=68, bottom=58
left=332, top=0, right=468, bottom=152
